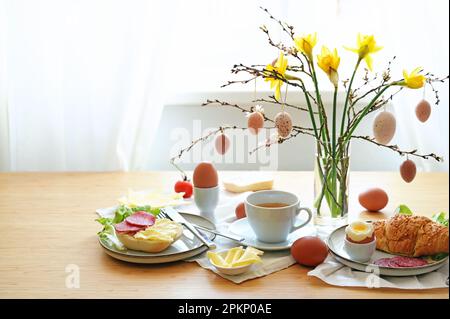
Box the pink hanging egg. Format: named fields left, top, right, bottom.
left=415, top=99, right=431, bottom=123
left=215, top=133, right=230, bottom=155
left=400, top=159, right=417, bottom=183
left=247, top=112, right=264, bottom=135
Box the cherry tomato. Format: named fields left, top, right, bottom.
left=174, top=180, right=193, bottom=199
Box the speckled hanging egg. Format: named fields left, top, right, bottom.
left=215, top=133, right=230, bottom=155
left=415, top=99, right=431, bottom=123
left=274, top=111, right=293, bottom=138
left=400, top=159, right=417, bottom=183
left=373, top=111, right=396, bottom=145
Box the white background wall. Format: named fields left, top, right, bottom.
left=0, top=0, right=448, bottom=172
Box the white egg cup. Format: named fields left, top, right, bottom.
left=344, top=237, right=376, bottom=262
left=194, top=185, right=219, bottom=214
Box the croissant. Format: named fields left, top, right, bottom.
left=373, top=214, right=449, bottom=257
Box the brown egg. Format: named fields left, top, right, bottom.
left=373, top=111, right=396, bottom=145
left=193, top=162, right=218, bottom=188
left=415, top=99, right=431, bottom=123
left=400, top=159, right=417, bottom=183
left=358, top=188, right=389, bottom=212
left=235, top=202, right=246, bottom=219
left=274, top=111, right=293, bottom=138
left=215, top=133, right=230, bottom=155
left=247, top=112, right=264, bottom=135
left=291, top=236, right=328, bottom=267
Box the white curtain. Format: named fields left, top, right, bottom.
left=0, top=0, right=448, bottom=171
left=0, top=0, right=175, bottom=171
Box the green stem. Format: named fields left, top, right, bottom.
left=343, top=84, right=393, bottom=145
left=309, top=60, right=331, bottom=154
left=332, top=86, right=338, bottom=158
left=340, top=59, right=361, bottom=136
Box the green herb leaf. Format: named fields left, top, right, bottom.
left=431, top=212, right=449, bottom=227
left=98, top=224, right=125, bottom=251
left=431, top=253, right=449, bottom=261
left=395, top=204, right=413, bottom=216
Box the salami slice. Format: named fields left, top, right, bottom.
left=391, top=256, right=428, bottom=267
left=114, top=220, right=145, bottom=233
left=373, top=258, right=398, bottom=268
left=125, top=211, right=156, bottom=227
left=373, top=256, right=428, bottom=268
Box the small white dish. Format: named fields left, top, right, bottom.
left=344, top=237, right=376, bottom=262
left=229, top=217, right=316, bottom=251
left=209, top=251, right=253, bottom=276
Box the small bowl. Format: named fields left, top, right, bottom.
left=344, top=237, right=376, bottom=262
left=208, top=250, right=253, bottom=276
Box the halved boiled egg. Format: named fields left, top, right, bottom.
left=345, top=221, right=374, bottom=244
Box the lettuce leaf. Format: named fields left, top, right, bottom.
left=431, top=212, right=449, bottom=227
left=97, top=223, right=125, bottom=251
left=395, top=204, right=413, bottom=216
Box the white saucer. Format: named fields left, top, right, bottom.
left=228, top=217, right=316, bottom=251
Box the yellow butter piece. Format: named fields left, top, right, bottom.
left=224, top=247, right=244, bottom=265
left=231, top=257, right=261, bottom=267
left=245, top=247, right=264, bottom=256
left=134, top=219, right=181, bottom=241
left=207, top=252, right=228, bottom=267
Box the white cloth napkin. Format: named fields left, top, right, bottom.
left=308, top=256, right=449, bottom=289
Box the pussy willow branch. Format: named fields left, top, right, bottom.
left=202, top=99, right=315, bottom=134
left=352, top=135, right=443, bottom=162
left=425, top=74, right=449, bottom=105
left=253, top=96, right=317, bottom=113
left=259, top=24, right=310, bottom=76
left=249, top=124, right=306, bottom=155
left=259, top=6, right=295, bottom=40
left=224, top=63, right=318, bottom=107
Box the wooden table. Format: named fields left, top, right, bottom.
left=0, top=171, right=448, bottom=299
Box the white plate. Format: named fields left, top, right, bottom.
left=99, top=212, right=216, bottom=264
left=327, top=225, right=448, bottom=277
left=228, top=217, right=316, bottom=251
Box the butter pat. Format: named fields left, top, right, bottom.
left=222, top=174, right=274, bottom=193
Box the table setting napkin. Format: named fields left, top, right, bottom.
left=308, top=256, right=449, bottom=289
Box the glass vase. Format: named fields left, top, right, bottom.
left=313, top=141, right=350, bottom=228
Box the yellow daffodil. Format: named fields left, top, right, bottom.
left=344, top=33, right=383, bottom=71
left=402, top=67, right=426, bottom=89
left=264, top=52, right=288, bottom=100
left=317, top=46, right=340, bottom=87
left=294, top=33, right=317, bottom=59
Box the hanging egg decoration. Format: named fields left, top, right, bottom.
left=274, top=111, right=293, bottom=138
left=247, top=105, right=265, bottom=135
left=373, top=111, right=396, bottom=145
left=215, top=133, right=230, bottom=155
left=415, top=99, right=431, bottom=123
left=400, top=159, right=417, bottom=183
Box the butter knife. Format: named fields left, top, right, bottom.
left=160, top=207, right=216, bottom=249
